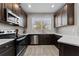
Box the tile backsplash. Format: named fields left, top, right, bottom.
left=56, top=26, right=78, bottom=36
left=0, top=22, right=24, bottom=34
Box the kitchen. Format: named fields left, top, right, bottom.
left=0, top=3, right=79, bottom=56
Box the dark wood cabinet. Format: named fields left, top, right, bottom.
left=0, top=4, right=2, bottom=20
left=12, top=3, right=21, bottom=16
left=4, top=3, right=13, bottom=11
left=67, top=3, right=74, bottom=25
left=38, top=34, right=62, bottom=45
left=58, top=43, right=79, bottom=56
left=0, top=3, right=13, bottom=22
left=29, top=34, right=62, bottom=45
left=1, top=4, right=6, bottom=21
left=38, top=34, right=54, bottom=45
left=4, top=3, right=22, bottom=17
left=0, top=3, right=27, bottom=28
left=25, top=35, right=31, bottom=45
left=61, top=5, right=67, bottom=26
left=12, top=3, right=27, bottom=27
left=0, top=40, right=15, bottom=56
left=54, top=3, right=74, bottom=27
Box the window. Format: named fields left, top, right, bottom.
left=32, top=16, right=51, bottom=32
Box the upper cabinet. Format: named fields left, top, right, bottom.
left=67, top=4, right=74, bottom=25
left=4, top=3, right=13, bottom=11
left=0, top=4, right=6, bottom=21
left=0, top=4, right=2, bottom=20
left=57, top=13, right=62, bottom=27
left=61, top=5, right=67, bottom=26
left=12, top=3, right=22, bottom=16
left=18, top=6, right=27, bottom=27
left=54, top=3, right=74, bottom=27
left=0, top=3, right=27, bottom=28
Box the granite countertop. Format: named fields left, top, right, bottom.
left=0, top=39, right=15, bottom=45
left=58, top=35, right=79, bottom=47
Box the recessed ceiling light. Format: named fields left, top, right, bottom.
left=28, top=4, right=31, bottom=8
left=51, top=5, right=54, bottom=8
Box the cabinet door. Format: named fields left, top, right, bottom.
left=4, top=3, right=13, bottom=11
left=62, top=12, right=67, bottom=26
left=13, top=3, right=21, bottom=16
left=57, top=13, right=62, bottom=27
left=0, top=4, right=2, bottom=20
left=38, top=35, right=52, bottom=45
left=67, top=3, right=74, bottom=25
left=1, top=4, right=6, bottom=21
left=55, top=15, right=58, bottom=27
left=59, top=43, right=64, bottom=56
left=38, top=35, right=45, bottom=44
left=54, top=3, right=74, bottom=27
left=61, top=5, right=67, bottom=26
left=54, top=13, right=62, bottom=27
left=1, top=3, right=13, bottom=21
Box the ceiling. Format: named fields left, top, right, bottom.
left=20, top=3, right=65, bottom=13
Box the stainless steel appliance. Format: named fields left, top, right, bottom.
left=0, top=30, right=27, bottom=56
left=0, top=30, right=16, bottom=56
left=31, top=35, right=38, bottom=44
left=4, top=8, right=20, bottom=25
left=16, top=35, right=27, bottom=56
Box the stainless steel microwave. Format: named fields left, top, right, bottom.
left=4, top=8, right=20, bottom=25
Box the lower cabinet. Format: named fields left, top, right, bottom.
left=53, top=34, right=62, bottom=48
left=58, top=43, right=79, bottom=56
left=29, top=34, right=62, bottom=45
left=0, top=40, right=15, bottom=56
left=38, top=35, right=54, bottom=45
left=26, top=35, right=31, bottom=45
left=38, top=34, right=62, bottom=45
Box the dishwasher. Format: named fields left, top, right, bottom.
left=31, top=35, right=38, bottom=44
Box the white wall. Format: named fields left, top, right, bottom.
left=26, top=13, right=56, bottom=34
left=55, top=3, right=79, bottom=36
left=0, top=22, right=24, bottom=34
